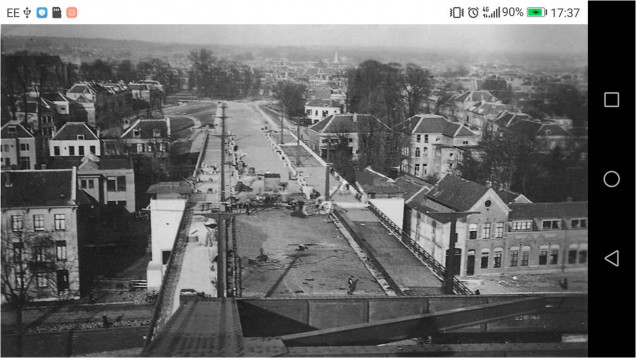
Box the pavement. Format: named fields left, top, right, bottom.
left=338, top=208, right=444, bottom=295
left=235, top=208, right=385, bottom=297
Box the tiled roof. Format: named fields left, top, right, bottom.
left=306, top=99, right=339, bottom=107
left=395, top=175, right=434, bottom=201
left=397, top=115, right=475, bottom=137
left=509, top=202, right=588, bottom=220
left=121, top=119, right=168, bottom=139
left=52, top=122, right=99, bottom=141
left=508, top=120, right=570, bottom=138
left=405, top=189, right=440, bottom=216
left=1, top=123, right=34, bottom=138
left=309, top=114, right=387, bottom=134
left=67, top=84, right=92, bottom=94
left=48, top=156, right=132, bottom=170
left=356, top=167, right=404, bottom=195
left=467, top=102, right=509, bottom=116
left=1, top=170, right=75, bottom=207
left=426, top=174, right=489, bottom=212
left=147, top=181, right=192, bottom=194
left=495, top=188, right=524, bottom=204
left=495, top=111, right=532, bottom=128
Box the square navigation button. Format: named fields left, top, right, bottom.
left=604, top=92, right=619, bottom=108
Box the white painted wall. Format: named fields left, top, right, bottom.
left=369, top=198, right=405, bottom=230
left=150, top=199, right=187, bottom=264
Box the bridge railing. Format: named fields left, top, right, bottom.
left=366, top=202, right=473, bottom=295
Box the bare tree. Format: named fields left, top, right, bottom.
left=1, top=220, right=80, bottom=356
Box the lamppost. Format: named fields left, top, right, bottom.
left=427, top=211, right=479, bottom=294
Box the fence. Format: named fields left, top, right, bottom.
left=366, top=202, right=473, bottom=295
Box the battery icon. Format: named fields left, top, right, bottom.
left=527, top=8, right=546, bottom=17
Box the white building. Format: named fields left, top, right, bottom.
left=305, top=99, right=342, bottom=124
left=49, top=122, right=101, bottom=157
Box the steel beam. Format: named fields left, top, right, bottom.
left=281, top=297, right=549, bottom=346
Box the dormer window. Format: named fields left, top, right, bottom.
left=133, top=129, right=141, bottom=138
left=7, top=126, right=16, bottom=135
left=153, top=129, right=161, bottom=138
left=541, top=219, right=561, bottom=230
left=77, top=135, right=85, bottom=140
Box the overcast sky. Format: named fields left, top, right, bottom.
left=2, top=25, right=587, bottom=54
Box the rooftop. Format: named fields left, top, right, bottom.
left=426, top=174, right=489, bottom=212
left=1, top=170, right=77, bottom=207
left=309, top=114, right=387, bottom=134
left=509, top=202, right=588, bottom=220
left=52, top=122, right=99, bottom=141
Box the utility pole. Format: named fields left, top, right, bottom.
left=218, top=102, right=227, bottom=204
left=296, top=117, right=301, bottom=167
left=427, top=211, right=479, bottom=294
left=280, top=105, right=285, bottom=145
left=324, top=139, right=331, bottom=201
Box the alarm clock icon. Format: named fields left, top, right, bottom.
left=52, top=7, right=62, bottom=18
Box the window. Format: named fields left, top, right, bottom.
left=147, top=143, right=153, bottom=152
left=521, top=246, right=531, bottom=266
left=571, top=219, right=587, bottom=229
left=469, top=224, right=477, bottom=240
left=88, top=180, right=94, bottom=189
left=493, top=250, right=502, bottom=268
left=578, top=250, right=587, bottom=264
left=7, top=126, right=16, bottom=135
left=512, top=221, right=532, bottom=231
left=79, top=146, right=85, bottom=156
left=11, top=215, right=23, bottom=232
left=133, top=129, right=141, bottom=138
left=34, top=246, right=46, bottom=262
left=416, top=134, right=421, bottom=143
left=4, top=158, right=10, bottom=166
left=20, top=143, right=29, bottom=151
left=495, top=223, right=504, bottom=238
left=33, top=214, right=44, bottom=231
left=36, top=273, right=48, bottom=288
left=77, top=135, right=85, bottom=140
left=539, top=248, right=548, bottom=265
left=13, top=242, right=23, bottom=263
left=480, top=249, right=489, bottom=269
left=542, top=220, right=560, bottom=230
left=510, top=249, right=519, bottom=267
left=20, top=157, right=30, bottom=169
left=80, top=179, right=87, bottom=189
left=550, top=249, right=559, bottom=265
left=414, top=164, right=420, bottom=177
left=3, top=144, right=9, bottom=152
left=159, top=142, right=166, bottom=152
left=117, top=176, right=126, bottom=191
left=136, top=143, right=144, bottom=153
left=415, top=147, right=421, bottom=157
left=54, top=146, right=60, bottom=156
left=422, top=163, right=427, bottom=175
left=568, top=250, right=577, bottom=264
left=482, top=224, right=491, bottom=239
left=107, top=177, right=117, bottom=191
left=54, top=214, right=66, bottom=230
left=424, top=134, right=429, bottom=143
left=55, top=241, right=67, bottom=261
left=153, top=129, right=161, bottom=137
left=463, top=140, right=469, bottom=145
left=69, top=146, right=75, bottom=156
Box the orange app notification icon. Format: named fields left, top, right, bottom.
left=66, top=7, right=77, bottom=18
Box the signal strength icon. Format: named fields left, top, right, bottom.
left=484, top=7, right=501, bottom=18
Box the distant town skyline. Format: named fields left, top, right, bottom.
left=2, top=25, right=587, bottom=55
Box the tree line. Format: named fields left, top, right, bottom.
left=79, top=58, right=181, bottom=94
left=187, top=49, right=261, bottom=100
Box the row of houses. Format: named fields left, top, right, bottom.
left=355, top=168, right=587, bottom=278
left=305, top=108, right=586, bottom=182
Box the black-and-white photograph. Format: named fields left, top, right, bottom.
left=1, top=24, right=588, bottom=356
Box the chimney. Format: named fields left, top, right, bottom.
left=485, top=180, right=492, bottom=188
left=71, top=166, right=77, bottom=202
left=165, top=116, right=171, bottom=137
